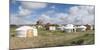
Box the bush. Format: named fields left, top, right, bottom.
left=71, top=41, right=76, bottom=45
left=71, top=39, right=84, bottom=45
left=76, top=39, right=84, bottom=45
left=11, top=34, right=16, bottom=37
left=84, top=34, right=89, bottom=36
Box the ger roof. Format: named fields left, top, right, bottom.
left=16, top=26, right=33, bottom=31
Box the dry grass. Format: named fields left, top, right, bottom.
left=10, top=27, right=94, bottom=50
left=10, top=33, right=94, bottom=49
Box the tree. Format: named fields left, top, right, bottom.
left=45, top=23, right=51, bottom=30
left=85, top=24, right=91, bottom=31
left=36, top=19, right=44, bottom=25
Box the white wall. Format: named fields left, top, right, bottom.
left=16, top=30, right=27, bottom=37
left=49, top=26, right=56, bottom=31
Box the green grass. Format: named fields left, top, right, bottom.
left=66, top=34, right=94, bottom=45
left=10, top=27, right=95, bottom=49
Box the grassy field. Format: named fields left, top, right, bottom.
left=10, top=27, right=95, bottom=50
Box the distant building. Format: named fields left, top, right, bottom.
left=49, top=26, right=56, bottom=31
left=45, top=23, right=58, bottom=31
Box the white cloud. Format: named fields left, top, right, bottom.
left=11, top=1, right=48, bottom=25
left=68, top=6, right=94, bottom=16
left=10, top=1, right=94, bottom=25
left=37, top=13, right=68, bottom=24
left=18, top=2, right=48, bottom=17
left=64, top=5, right=95, bottom=25
left=10, top=14, right=33, bottom=25
left=17, top=2, right=48, bottom=17
left=38, top=14, right=51, bottom=24
left=55, top=13, right=68, bottom=20
left=18, top=6, right=32, bottom=17
left=10, top=2, right=48, bottom=25
left=38, top=5, right=95, bottom=25
left=21, top=1, right=47, bottom=10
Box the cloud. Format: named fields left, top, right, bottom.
left=55, top=13, right=68, bottom=20
left=16, top=2, right=48, bottom=17
left=17, top=6, right=32, bottom=17
left=21, top=1, right=47, bottom=10
left=10, top=2, right=48, bottom=25
left=10, top=14, right=34, bottom=25
left=63, top=5, right=95, bottom=25
left=37, top=12, right=68, bottom=24
left=37, top=5, right=95, bottom=25
left=37, top=14, right=51, bottom=24
left=68, top=6, right=94, bottom=16
left=19, top=1, right=48, bottom=17
left=10, top=1, right=94, bottom=25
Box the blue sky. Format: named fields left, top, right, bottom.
left=10, top=0, right=95, bottom=25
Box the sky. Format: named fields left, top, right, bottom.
left=10, top=0, right=95, bottom=25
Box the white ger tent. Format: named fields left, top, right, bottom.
left=16, top=26, right=38, bottom=37
left=63, top=24, right=75, bottom=32
left=76, top=25, right=87, bottom=32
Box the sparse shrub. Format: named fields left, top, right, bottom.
left=71, top=39, right=84, bottom=45
left=71, top=41, right=76, bottom=45
left=75, top=39, right=84, bottom=45
left=84, top=34, right=89, bottom=36
left=11, top=34, right=16, bottom=37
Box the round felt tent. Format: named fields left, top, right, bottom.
left=64, top=24, right=75, bottom=32
left=16, top=26, right=38, bottom=37
left=76, top=25, right=87, bottom=32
